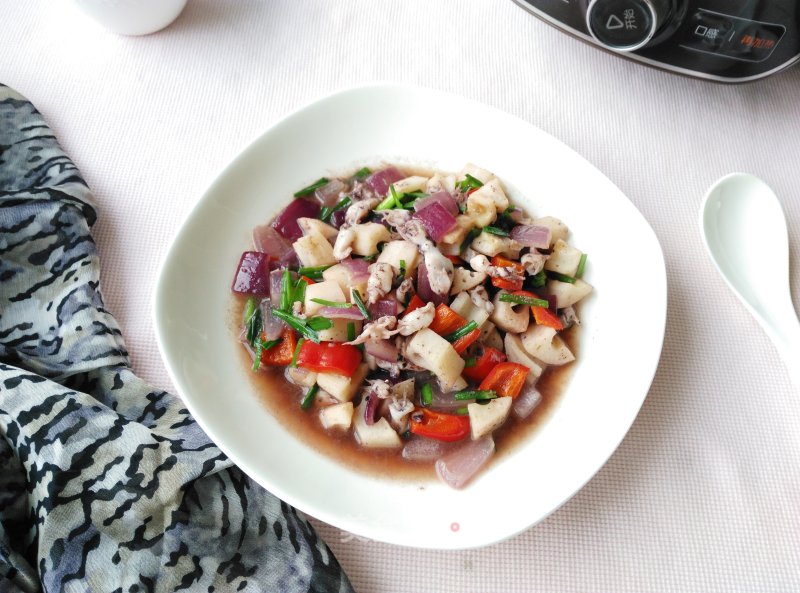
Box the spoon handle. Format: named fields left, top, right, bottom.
left=764, top=316, right=800, bottom=395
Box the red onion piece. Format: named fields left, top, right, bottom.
left=364, top=392, right=380, bottom=425
left=314, top=179, right=347, bottom=207
left=340, top=258, right=371, bottom=284
left=366, top=166, right=404, bottom=197
left=510, top=224, right=551, bottom=249
left=435, top=436, right=495, bottom=489
left=413, top=191, right=459, bottom=216
left=364, top=338, right=398, bottom=362
left=427, top=382, right=467, bottom=412
left=231, top=251, right=271, bottom=295
left=512, top=385, right=542, bottom=419
left=317, top=305, right=364, bottom=320
left=253, top=224, right=294, bottom=260
left=508, top=208, right=526, bottom=224
left=271, top=199, right=321, bottom=241
left=417, top=260, right=447, bottom=306
left=412, top=202, right=457, bottom=242
left=368, top=296, right=398, bottom=319
left=260, top=300, right=286, bottom=341
left=402, top=436, right=453, bottom=461
left=330, top=208, right=347, bottom=229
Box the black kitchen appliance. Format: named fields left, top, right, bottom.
left=512, top=0, right=800, bottom=82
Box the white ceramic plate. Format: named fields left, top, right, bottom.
left=154, top=84, right=667, bottom=549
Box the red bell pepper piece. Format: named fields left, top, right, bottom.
left=532, top=305, right=564, bottom=330
left=451, top=328, right=481, bottom=354
left=463, top=346, right=507, bottom=382
left=429, top=303, right=468, bottom=336
left=479, top=362, right=530, bottom=398
left=490, top=255, right=525, bottom=291
left=261, top=329, right=297, bottom=367
left=296, top=340, right=362, bottom=376
left=444, top=254, right=463, bottom=265
left=403, top=294, right=427, bottom=317
left=409, top=408, right=470, bottom=442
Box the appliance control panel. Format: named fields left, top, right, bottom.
left=513, top=0, right=800, bottom=82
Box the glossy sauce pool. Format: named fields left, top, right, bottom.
left=231, top=296, right=577, bottom=482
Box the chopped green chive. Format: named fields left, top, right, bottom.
left=354, top=167, right=371, bottom=180
left=546, top=271, right=577, bottom=284
left=457, top=174, right=484, bottom=192
left=242, top=297, right=258, bottom=326
left=307, top=317, right=333, bottom=331
left=272, top=309, right=320, bottom=343
left=252, top=338, right=281, bottom=372
left=482, top=226, right=509, bottom=237
left=453, top=389, right=497, bottom=401
left=346, top=322, right=356, bottom=342
left=292, top=278, right=308, bottom=307
left=375, top=190, right=397, bottom=211
left=399, top=259, right=407, bottom=280
left=301, top=383, right=319, bottom=410
left=351, top=288, right=370, bottom=319
left=453, top=406, right=470, bottom=415
left=294, top=177, right=329, bottom=197
left=529, top=270, right=547, bottom=288
left=444, top=320, right=478, bottom=342
left=280, top=269, right=293, bottom=312
left=421, top=383, right=433, bottom=406
left=460, top=228, right=481, bottom=253
left=464, top=357, right=477, bottom=368
left=289, top=338, right=305, bottom=368
left=244, top=300, right=262, bottom=345
left=576, top=253, right=588, bottom=278
left=390, top=185, right=401, bottom=208
left=297, top=264, right=332, bottom=281
left=499, top=293, right=550, bottom=307
left=310, top=298, right=351, bottom=308
left=320, top=197, right=351, bottom=222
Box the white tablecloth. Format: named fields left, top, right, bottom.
left=4, top=1, right=799, bottom=591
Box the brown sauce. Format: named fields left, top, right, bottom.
left=230, top=296, right=577, bottom=483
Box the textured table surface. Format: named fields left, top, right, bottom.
left=3, top=1, right=799, bottom=591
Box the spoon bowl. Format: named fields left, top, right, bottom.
left=700, top=173, right=800, bottom=392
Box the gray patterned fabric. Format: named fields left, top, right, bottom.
left=0, top=84, right=355, bottom=593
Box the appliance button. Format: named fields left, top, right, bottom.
left=586, top=0, right=657, bottom=51
left=678, top=10, right=786, bottom=63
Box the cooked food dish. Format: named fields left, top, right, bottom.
left=231, top=163, right=592, bottom=488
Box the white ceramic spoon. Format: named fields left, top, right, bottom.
left=700, top=172, right=800, bottom=392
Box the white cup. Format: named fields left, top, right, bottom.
left=74, top=0, right=188, bottom=36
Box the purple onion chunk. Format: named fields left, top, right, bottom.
left=413, top=190, right=459, bottom=216
left=364, top=338, right=398, bottom=362
left=330, top=208, right=347, bottom=229
left=435, top=436, right=495, bottom=489
left=314, top=179, right=347, bottom=207
left=512, top=385, right=542, bottom=419
left=509, top=224, right=551, bottom=249
left=271, top=199, right=321, bottom=241
left=368, top=296, right=399, bottom=319
left=412, top=202, right=457, bottom=242
left=402, top=436, right=453, bottom=461
left=366, top=166, right=404, bottom=197
left=231, top=251, right=271, bottom=295
left=417, top=260, right=448, bottom=306
left=260, top=300, right=286, bottom=341
left=317, top=306, right=364, bottom=320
